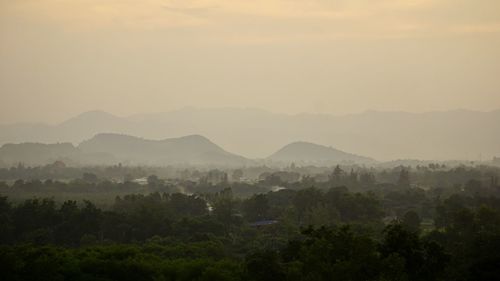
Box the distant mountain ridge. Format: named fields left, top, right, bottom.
left=0, top=134, right=375, bottom=167
left=1, top=108, right=499, bottom=160
left=0, top=133, right=253, bottom=166
left=267, top=141, right=375, bottom=164
left=79, top=133, right=250, bottom=166
left=0, top=142, right=80, bottom=166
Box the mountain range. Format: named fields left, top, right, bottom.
left=267, top=141, right=375, bottom=165
left=0, top=133, right=371, bottom=167
left=79, top=133, right=250, bottom=166
left=1, top=107, right=499, bottom=161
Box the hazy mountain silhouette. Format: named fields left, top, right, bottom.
left=0, top=133, right=251, bottom=167
left=0, top=134, right=376, bottom=167
left=1, top=108, right=499, bottom=160
left=0, top=143, right=82, bottom=166
left=78, top=133, right=250, bottom=166
left=267, top=141, right=375, bottom=165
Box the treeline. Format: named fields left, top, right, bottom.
left=2, top=184, right=500, bottom=245
left=2, top=165, right=500, bottom=203
left=2, top=162, right=499, bottom=194
left=2, top=176, right=500, bottom=280
left=1, top=192, right=500, bottom=280
left=0, top=187, right=387, bottom=245
left=0, top=178, right=271, bottom=200
left=0, top=162, right=149, bottom=181
left=1, top=224, right=451, bottom=281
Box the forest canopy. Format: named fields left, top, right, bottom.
left=1, top=162, right=500, bottom=280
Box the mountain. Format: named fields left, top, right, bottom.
left=1, top=108, right=500, bottom=161
left=78, top=133, right=251, bottom=166
left=267, top=141, right=375, bottom=165
left=0, top=110, right=132, bottom=146
left=0, top=143, right=82, bottom=166
left=0, top=133, right=251, bottom=167
left=58, top=110, right=131, bottom=136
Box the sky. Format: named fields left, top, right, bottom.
left=1, top=0, right=500, bottom=124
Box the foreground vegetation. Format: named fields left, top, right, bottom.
left=1, top=163, right=500, bottom=280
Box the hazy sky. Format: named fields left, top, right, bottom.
left=1, top=0, right=500, bottom=124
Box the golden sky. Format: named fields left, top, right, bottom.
left=1, top=0, right=500, bottom=123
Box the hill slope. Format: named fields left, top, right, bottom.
left=1, top=108, right=499, bottom=160
left=0, top=143, right=81, bottom=166
left=78, top=133, right=250, bottom=166
left=267, top=141, right=375, bottom=164
left=0, top=134, right=251, bottom=167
